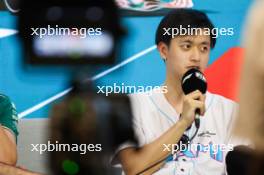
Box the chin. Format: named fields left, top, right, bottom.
left=200, top=68, right=206, bottom=73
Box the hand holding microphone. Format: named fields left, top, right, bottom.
left=180, top=90, right=206, bottom=128
left=181, top=68, right=207, bottom=129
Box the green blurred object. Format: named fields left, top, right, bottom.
left=62, top=159, right=80, bottom=175
left=0, top=1, right=6, bottom=10
left=69, top=97, right=86, bottom=118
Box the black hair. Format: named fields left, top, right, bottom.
left=155, top=9, right=216, bottom=48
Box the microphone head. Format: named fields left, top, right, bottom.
left=181, top=68, right=207, bottom=94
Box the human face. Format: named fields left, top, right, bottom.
left=158, top=32, right=211, bottom=81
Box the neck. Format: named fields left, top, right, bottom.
left=164, top=73, right=184, bottom=114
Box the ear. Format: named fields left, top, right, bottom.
left=157, top=42, right=169, bottom=61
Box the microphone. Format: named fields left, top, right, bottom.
left=181, top=68, right=207, bottom=128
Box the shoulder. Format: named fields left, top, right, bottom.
left=128, top=86, right=166, bottom=108
left=0, top=94, right=18, bottom=139
left=128, top=91, right=149, bottom=104
left=0, top=94, right=11, bottom=103
left=0, top=94, right=17, bottom=122
left=128, top=86, right=167, bottom=100
left=0, top=94, right=17, bottom=118
left=128, top=86, right=166, bottom=120
left=0, top=94, right=16, bottom=111
left=207, top=92, right=238, bottom=124
left=207, top=92, right=237, bottom=109
left=128, top=91, right=151, bottom=118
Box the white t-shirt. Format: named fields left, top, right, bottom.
left=114, top=87, right=241, bottom=175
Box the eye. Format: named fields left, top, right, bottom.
left=200, top=46, right=209, bottom=53
left=181, top=44, right=191, bottom=50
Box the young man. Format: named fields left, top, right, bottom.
left=114, top=9, right=240, bottom=175
left=0, top=94, right=18, bottom=165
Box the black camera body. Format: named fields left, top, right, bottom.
left=18, top=0, right=124, bottom=65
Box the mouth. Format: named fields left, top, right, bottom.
left=187, top=66, right=200, bottom=70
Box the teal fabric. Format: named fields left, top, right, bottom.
left=0, top=94, right=19, bottom=141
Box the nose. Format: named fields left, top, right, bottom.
left=190, top=47, right=201, bottom=62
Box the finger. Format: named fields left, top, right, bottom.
left=200, top=94, right=206, bottom=103
left=200, top=95, right=206, bottom=115
left=187, top=91, right=203, bottom=100
left=188, top=90, right=201, bottom=95
left=192, top=101, right=206, bottom=115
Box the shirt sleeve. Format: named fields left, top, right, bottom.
left=0, top=94, right=19, bottom=142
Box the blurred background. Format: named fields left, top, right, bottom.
left=0, top=0, right=254, bottom=174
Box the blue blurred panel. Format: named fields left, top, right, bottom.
left=0, top=12, right=72, bottom=118
left=193, top=0, right=252, bottom=12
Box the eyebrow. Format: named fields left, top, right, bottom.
left=179, top=39, right=210, bottom=46
left=200, top=41, right=210, bottom=46
left=180, top=40, right=192, bottom=44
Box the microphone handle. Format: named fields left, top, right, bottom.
left=195, top=108, right=200, bottom=128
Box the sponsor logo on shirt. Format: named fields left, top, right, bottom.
left=197, top=130, right=216, bottom=138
